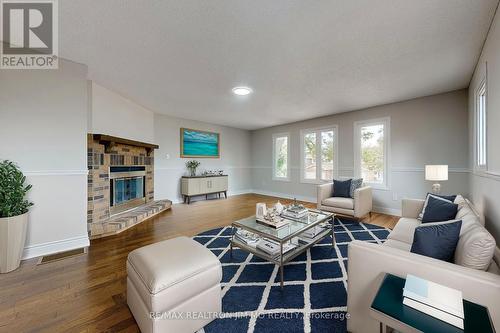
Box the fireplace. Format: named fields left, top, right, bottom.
left=109, top=166, right=146, bottom=215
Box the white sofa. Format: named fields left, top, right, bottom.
left=347, top=196, right=500, bottom=333
left=317, top=183, right=372, bottom=219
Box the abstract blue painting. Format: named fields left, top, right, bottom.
left=181, top=128, right=220, bottom=158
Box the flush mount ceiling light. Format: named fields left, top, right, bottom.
left=232, top=86, right=253, bottom=96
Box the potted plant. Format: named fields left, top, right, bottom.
left=0, top=160, right=33, bottom=273
left=186, top=160, right=200, bottom=177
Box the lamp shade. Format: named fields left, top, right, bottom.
left=425, top=165, right=448, bottom=181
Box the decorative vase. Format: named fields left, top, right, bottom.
left=256, top=203, right=267, bottom=220
left=0, top=212, right=29, bottom=273
left=275, top=201, right=284, bottom=214
left=189, top=168, right=196, bottom=177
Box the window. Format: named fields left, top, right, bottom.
left=300, top=126, right=338, bottom=183
left=475, top=79, right=487, bottom=169
left=272, top=133, right=290, bottom=181
left=354, top=118, right=390, bottom=189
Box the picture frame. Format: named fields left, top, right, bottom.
left=180, top=128, right=220, bottom=158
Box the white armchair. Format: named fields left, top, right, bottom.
left=317, top=183, right=372, bottom=219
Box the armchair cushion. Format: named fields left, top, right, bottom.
left=322, top=197, right=354, bottom=210
left=332, top=179, right=351, bottom=198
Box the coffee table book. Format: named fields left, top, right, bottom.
left=256, top=217, right=289, bottom=229
left=403, top=274, right=464, bottom=329
left=370, top=274, right=495, bottom=333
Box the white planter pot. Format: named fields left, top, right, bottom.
left=0, top=212, right=29, bottom=273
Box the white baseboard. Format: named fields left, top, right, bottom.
left=373, top=205, right=401, bottom=217
left=170, top=189, right=254, bottom=205
left=250, top=189, right=317, bottom=204
left=228, top=189, right=253, bottom=196
left=170, top=189, right=402, bottom=216
left=22, top=235, right=90, bottom=260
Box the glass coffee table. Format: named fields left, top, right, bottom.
left=230, top=209, right=335, bottom=288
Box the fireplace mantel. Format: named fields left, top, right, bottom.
left=92, top=134, right=159, bottom=156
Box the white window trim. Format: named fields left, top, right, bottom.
left=300, top=125, right=339, bottom=184
left=272, top=132, right=291, bottom=181
left=353, top=117, right=391, bottom=190
left=474, top=77, right=487, bottom=172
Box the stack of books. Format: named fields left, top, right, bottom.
left=297, top=226, right=326, bottom=244
left=256, top=216, right=289, bottom=229
left=403, top=275, right=464, bottom=329
left=256, top=239, right=296, bottom=257
left=234, top=230, right=260, bottom=248
left=282, top=207, right=308, bottom=219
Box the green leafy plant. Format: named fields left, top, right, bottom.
left=185, top=160, right=201, bottom=176
left=0, top=160, right=33, bottom=218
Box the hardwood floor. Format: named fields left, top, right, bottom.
left=0, top=193, right=398, bottom=333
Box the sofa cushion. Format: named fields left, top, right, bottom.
left=383, top=239, right=412, bottom=252
left=455, top=196, right=484, bottom=234
left=454, top=223, right=496, bottom=271
left=333, top=179, right=352, bottom=198
left=410, top=220, right=462, bottom=262
left=421, top=195, right=458, bottom=223
left=465, top=198, right=485, bottom=226
left=349, top=178, right=363, bottom=198
left=322, top=197, right=354, bottom=210
left=387, top=217, right=421, bottom=244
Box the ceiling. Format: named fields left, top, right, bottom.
left=60, top=0, right=499, bottom=130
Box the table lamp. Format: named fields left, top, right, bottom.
left=425, top=165, right=448, bottom=194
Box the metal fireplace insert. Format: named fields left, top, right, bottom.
left=109, top=166, right=146, bottom=215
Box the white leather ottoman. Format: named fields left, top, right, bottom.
left=127, top=236, right=222, bottom=333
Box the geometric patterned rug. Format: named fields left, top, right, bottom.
left=193, top=217, right=390, bottom=333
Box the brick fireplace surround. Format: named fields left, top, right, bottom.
left=87, top=134, right=171, bottom=238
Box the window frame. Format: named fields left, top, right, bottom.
left=299, top=125, right=339, bottom=184
left=474, top=77, right=487, bottom=171
left=272, top=132, right=291, bottom=181
left=353, top=117, right=391, bottom=190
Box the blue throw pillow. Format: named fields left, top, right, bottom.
left=410, top=220, right=462, bottom=262
left=333, top=179, right=352, bottom=198
left=427, top=193, right=457, bottom=202
left=418, top=193, right=458, bottom=220
left=421, top=195, right=458, bottom=223
left=349, top=178, right=363, bottom=198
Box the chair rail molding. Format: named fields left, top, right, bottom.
left=391, top=167, right=470, bottom=173
left=22, top=169, right=89, bottom=176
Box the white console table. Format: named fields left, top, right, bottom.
left=181, top=175, right=228, bottom=204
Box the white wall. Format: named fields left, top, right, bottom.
left=251, top=90, right=470, bottom=215
left=0, top=59, right=90, bottom=259
left=154, top=114, right=253, bottom=203
left=88, top=82, right=253, bottom=204
left=90, top=82, right=155, bottom=143
left=469, top=7, right=500, bottom=242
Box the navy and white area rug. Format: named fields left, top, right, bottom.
left=193, top=217, right=390, bottom=333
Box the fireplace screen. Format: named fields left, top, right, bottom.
left=113, top=176, right=144, bottom=205
left=110, top=166, right=146, bottom=215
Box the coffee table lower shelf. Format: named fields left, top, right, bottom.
left=230, top=226, right=334, bottom=288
